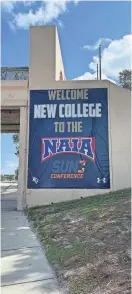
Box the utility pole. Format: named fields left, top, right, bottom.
left=97, top=64, right=99, bottom=80
left=99, top=44, right=102, bottom=80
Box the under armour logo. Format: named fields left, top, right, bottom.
left=97, top=177, right=106, bottom=184
left=102, top=177, right=106, bottom=183
left=97, top=177, right=101, bottom=183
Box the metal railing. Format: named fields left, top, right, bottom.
left=1, top=67, right=29, bottom=80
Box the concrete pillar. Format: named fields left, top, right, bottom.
left=29, top=26, right=56, bottom=89
left=29, top=26, right=65, bottom=88
left=17, top=106, right=27, bottom=210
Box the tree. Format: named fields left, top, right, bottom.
left=15, top=168, right=18, bottom=180
left=12, top=134, right=19, bottom=156
left=12, top=134, right=19, bottom=180
left=119, top=70, right=131, bottom=90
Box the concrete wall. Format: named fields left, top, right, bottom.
left=29, top=26, right=65, bottom=87
left=17, top=106, right=28, bottom=210
left=29, top=26, right=57, bottom=88
left=26, top=25, right=131, bottom=208
left=109, top=84, right=131, bottom=190
left=1, top=81, right=28, bottom=107
left=26, top=80, right=131, bottom=207
left=1, top=81, right=28, bottom=133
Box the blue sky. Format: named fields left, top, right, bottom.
left=1, top=134, right=18, bottom=175
left=1, top=0, right=131, bottom=174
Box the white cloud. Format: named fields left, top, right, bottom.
left=1, top=1, right=15, bottom=12
left=76, top=34, right=131, bottom=81
left=14, top=1, right=70, bottom=29
left=90, top=35, right=132, bottom=79
left=74, top=71, right=116, bottom=84
left=83, top=38, right=112, bottom=51
left=1, top=0, right=79, bottom=29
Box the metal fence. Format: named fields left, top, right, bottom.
left=1, top=67, right=29, bottom=80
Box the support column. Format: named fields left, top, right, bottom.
left=17, top=105, right=27, bottom=210
left=29, top=26, right=57, bottom=89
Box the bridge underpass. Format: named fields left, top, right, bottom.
left=1, top=108, right=20, bottom=210
left=1, top=113, right=19, bottom=211
left=1, top=67, right=28, bottom=210
left=1, top=109, right=20, bottom=133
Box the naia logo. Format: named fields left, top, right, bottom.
left=41, top=137, right=95, bottom=162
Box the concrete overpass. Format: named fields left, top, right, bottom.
left=1, top=76, right=28, bottom=133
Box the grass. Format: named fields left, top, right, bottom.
left=27, top=189, right=131, bottom=294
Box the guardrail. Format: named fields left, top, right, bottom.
left=1, top=67, right=29, bottom=80
left=1, top=184, right=18, bottom=194
left=1, top=185, right=12, bottom=193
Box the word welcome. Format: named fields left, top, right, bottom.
left=41, top=137, right=95, bottom=162
left=34, top=103, right=102, bottom=119
left=48, top=89, right=89, bottom=100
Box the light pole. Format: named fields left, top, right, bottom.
left=99, top=44, right=102, bottom=80
left=97, top=64, right=99, bottom=80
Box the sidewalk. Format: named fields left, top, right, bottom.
left=1, top=191, right=61, bottom=294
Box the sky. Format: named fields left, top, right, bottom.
left=1, top=134, right=18, bottom=175
left=1, top=0, right=131, bottom=174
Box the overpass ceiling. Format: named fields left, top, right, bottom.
left=1, top=109, right=20, bottom=133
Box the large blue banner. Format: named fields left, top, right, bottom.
left=28, top=88, right=110, bottom=189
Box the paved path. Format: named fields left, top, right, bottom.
left=1, top=189, right=61, bottom=293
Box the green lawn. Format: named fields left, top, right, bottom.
left=27, top=189, right=131, bottom=294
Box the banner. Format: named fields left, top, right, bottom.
left=28, top=88, right=110, bottom=189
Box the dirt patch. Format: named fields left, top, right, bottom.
left=27, top=189, right=131, bottom=294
